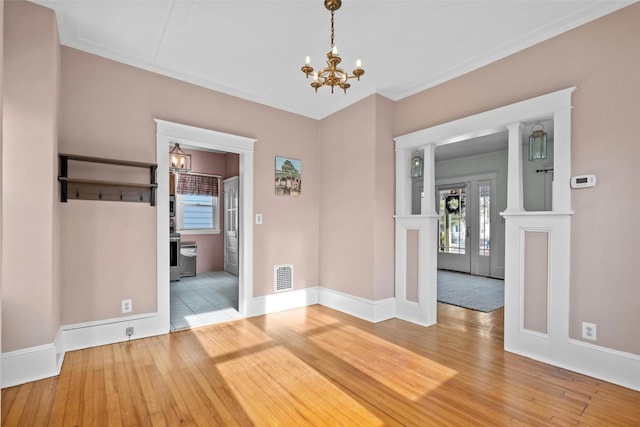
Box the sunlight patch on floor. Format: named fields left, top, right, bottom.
left=310, top=324, right=458, bottom=401
left=214, top=344, right=385, bottom=426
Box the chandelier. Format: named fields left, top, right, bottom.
left=169, top=143, right=191, bottom=172
left=301, top=0, right=364, bottom=94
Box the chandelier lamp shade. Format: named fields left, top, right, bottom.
left=528, top=121, right=548, bottom=161
left=169, top=143, right=191, bottom=172
left=301, top=0, right=364, bottom=94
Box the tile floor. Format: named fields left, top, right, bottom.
left=170, top=271, right=241, bottom=331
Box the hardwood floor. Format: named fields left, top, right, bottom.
left=3, top=304, right=639, bottom=426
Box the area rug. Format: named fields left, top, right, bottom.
left=437, top=270, right=504, bottom=312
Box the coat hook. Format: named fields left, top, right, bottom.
left=139, top=193, right=144, bottom=202
left=98, top=191, right=103, bottom=200
left=120, top=192, right=124, bottom=201
left=76, top=189, right=80, bottom=198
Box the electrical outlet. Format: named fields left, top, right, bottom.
left=582, top=322, right=597, bottom=341
left=126, top=326, right=134, bottom=337
left=121, top=299, right=132, bottom=314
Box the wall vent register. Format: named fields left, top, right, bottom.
left=274, top=264, right=294, bottom=292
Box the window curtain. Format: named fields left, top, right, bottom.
left=176, top=173, right=219, bottom=196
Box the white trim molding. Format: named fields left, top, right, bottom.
left=154, top=119, right=256, bottom=325
left=318, top=287, right=395, bottom=323
left=1, top=329, right=64, bottom=388
left=502, top=213, right=571, bottom=360
left=394, top=215, right=438, bottom=327
left=247, top=287, right=319, bottom=318
left=61, top=313, right=162, bottom=352
left=394, top=87, right=577, bottom=331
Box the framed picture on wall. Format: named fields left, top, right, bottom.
left=275, top=156, right=302, bottom=196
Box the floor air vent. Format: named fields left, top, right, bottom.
left=274, top=264, right=293, bottom=292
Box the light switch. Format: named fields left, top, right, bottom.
left=256, top=213, right=263, bottom=224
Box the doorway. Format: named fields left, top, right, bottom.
left=436, top=175, right=496, bottom=277
left=168, top=147, right=241, bottom=330
left=155, top=119, right=256, bottom=334
left=393, top=88, right=574, bottom=368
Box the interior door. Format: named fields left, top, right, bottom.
left=437, top=184, right=471, bottom=273
left=224, top=177, right=239, bottom=276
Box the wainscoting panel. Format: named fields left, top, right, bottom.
left=523, top=230, right=549, bottom=334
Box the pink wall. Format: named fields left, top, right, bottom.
left=373, top=96, right=396, bottom=300
left=224, top=153, right=240, bottom=178
left=59, top=45, right=319, bottom=322
left=394, top=4, right=640, bottom=354
left=406, top=230, right=419, bottom=302
left=523, top=231, right=548, bottom=334
left=2, top=1, right=61, bottom=352
left=176, top=148, right=227, bottom=274
left=319, top=95, right=395, bottom=300
left=252, top=110, right=320, bottom=297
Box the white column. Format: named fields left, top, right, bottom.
left=505, top=123, right=524, bottom=213
left=421, top=144, right=437, bottom=216
left=552, top=107, right=572, bottom=213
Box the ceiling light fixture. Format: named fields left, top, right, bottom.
left=301, top=0, right=364, bottom=94
left=169, top=143, right=191, bottom=172
left=411, top=151, right=423, bottom=178
left=529, top=121, right=548, bottom=161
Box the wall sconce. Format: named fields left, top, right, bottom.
left=411, top=151, right=423, bottom=178
left=169, top=143, right=191, bottom=172
left=529, top=122, right=547, bottom=161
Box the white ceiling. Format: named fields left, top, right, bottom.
left=30, top=0, right=634, bottom=120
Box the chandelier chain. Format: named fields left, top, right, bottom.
left=330, top=10, right=335, bottom=48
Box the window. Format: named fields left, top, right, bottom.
left=176, top=173, right=221, bottom=234
left=478, top=184, right=491, bottom=256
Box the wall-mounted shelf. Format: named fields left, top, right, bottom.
left=58, top=153, right=158, bottom=206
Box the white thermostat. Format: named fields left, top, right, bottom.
left=570, top=174, right=596, bottom=188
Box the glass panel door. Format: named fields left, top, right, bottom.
left=437, top=184, right=471, bottom=273
left=439, top=188, right=466, bottom=254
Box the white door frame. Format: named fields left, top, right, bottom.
left=155, top=120, right=256, bottom=330
left=394, top=87, right=574, bottom=348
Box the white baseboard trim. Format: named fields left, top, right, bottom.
left=565, top=339, right=640, bottom=391
left=1, top=312, right=171, bottom=388
left=246, top=287, right=319, bottom=318
left=5, top=289, right=637, bottom=393
left=62, top=312, right=168, bottom=352
left=395, top=300, right=435, bottom=327
left=1, top=328, right=64, bottom=388
left=507, top=339, right=640, bottom=392
left=318, top=287, right=395, bottom=323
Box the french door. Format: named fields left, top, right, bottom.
left=437, top=177, right=493, bottom=276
